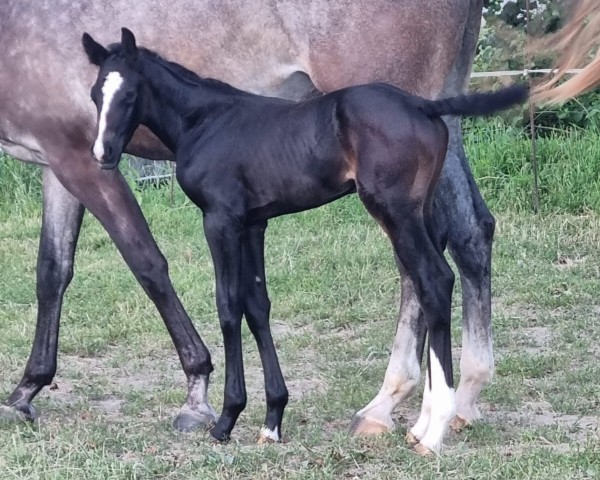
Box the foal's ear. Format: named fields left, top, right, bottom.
left=121, top=27, right=138, bottom=59
left=82, top=33, right=108, bottom=66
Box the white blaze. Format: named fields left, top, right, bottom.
left=93, top=71, right=124, bottom=161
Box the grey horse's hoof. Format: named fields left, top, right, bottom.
left=0, top=403, right=36, bottom=424
left=349, top=414, right=393, bottom=437
left=173, top=409, right=217, bottom=432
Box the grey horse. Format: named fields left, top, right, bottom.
left=0, top=0, right=490, bottom=451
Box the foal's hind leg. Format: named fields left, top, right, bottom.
left=241, top=221, right=288, bottom=443
left=1, top=168, right=84, bottom=421
left=438, top=117, right=495, bottom=430
left=359, top=187, right=456, bottom=454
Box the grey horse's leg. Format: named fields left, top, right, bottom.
left=432, top=0, right=492, bottom=430
left=351, top=0, right=490, bottom=436
left=350, top=268, right=426, bottom=435
left=1, top=168, right=84, bottom=420
left=440, top=116, right=494, bottom=429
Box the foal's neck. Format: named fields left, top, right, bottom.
left=139, top=52, right=248, bottom=151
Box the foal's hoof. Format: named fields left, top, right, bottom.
left=256, top=426, right=280, bottom=445
left=0, top=403, right=36, bottom=424
left=449, top=415, right=471, bottom=433
left=349, top=415, right=393, bottom=437
left=257, top=433, right=276, bottom=445
left=413, top=442, right=435, bottom=457
left=173, top=408, right=217, bottom=432
left=405, top=431, right=420, bottom=446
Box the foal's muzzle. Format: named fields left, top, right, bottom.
left=91, top=143, right=121, bottom=170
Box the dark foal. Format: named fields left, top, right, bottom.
left=83, top=29, right=526, bottom=454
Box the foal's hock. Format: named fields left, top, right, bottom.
left=83, top=28, right=526, bottom=454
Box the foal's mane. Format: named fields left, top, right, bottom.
left=107, top=43, right=248, bottom=97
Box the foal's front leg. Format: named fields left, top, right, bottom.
left=242, top=221, right=288, bottom=443
left=203, top=212, right=247, bottom=441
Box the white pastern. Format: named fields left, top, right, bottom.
left=93, top=71, right=123, bottom=162
left=259, top=425, right=280, bottom=442
left=418, top=349, right=456, bottom=453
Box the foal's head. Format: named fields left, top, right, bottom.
left=82, top=28, right=144, bottom=169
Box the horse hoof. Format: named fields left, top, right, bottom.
left=349, top=415, right=393, bottom=437
left=173, top=409, right=216, bottom=432
left=209, top=433, right=226, bottom=444
left=257, top=433, right=276, bottom=445
left=0, top=403, right=36, bottom=424
left=405, top=431, right=420, bottom=446
left=208, top=425, right=231, bottom=444
left=449, top=415, right=470, bottom=433
left=256, top=426, right=280, bottom=445
left=413, top=442, right=435, bottom=457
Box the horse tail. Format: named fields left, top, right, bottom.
left=530, top=0, right=600, bottom=104
left=416, top=84, right=528, bottom=118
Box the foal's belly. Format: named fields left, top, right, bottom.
left=246, top=179, right=357, bottom=222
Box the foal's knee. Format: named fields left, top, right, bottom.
left=244, top=293, right=271, bottom=332
left=216, top=295, right=244, bottom=334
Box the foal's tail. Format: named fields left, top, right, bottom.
left=416, top=84, right=529, bottom=118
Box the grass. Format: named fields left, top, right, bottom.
left=465, top=119, right=600, bottom=212
left=1, top=123, right=600, bottom=478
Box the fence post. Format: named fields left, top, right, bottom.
left=526, top=0, right=540, bottom=213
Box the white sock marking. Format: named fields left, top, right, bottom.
left=260, top=426, right=280, bottom=442
left=93, top=71, right=123, bottom=162
left=418, top=349, right=456, bottom=453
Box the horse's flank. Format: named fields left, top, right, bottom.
left=0, top=0, right=469, bottom=167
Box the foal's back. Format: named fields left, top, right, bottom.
left=176, top=84, right=445, bottom=222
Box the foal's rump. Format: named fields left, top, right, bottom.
left=332, top=83, right=527, bottom=202
left=334, top=83, right=528, bottom=154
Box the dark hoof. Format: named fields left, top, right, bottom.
left=209, top=426, right=230, bottom=444
left=0, top=403, right=36, bottom=424
left=173, top=410, right=216, bottom=432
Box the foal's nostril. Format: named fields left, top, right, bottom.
left=105, top=144, right=113, bottom=159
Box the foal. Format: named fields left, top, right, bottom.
left=83, top=28, right=526, bottom=454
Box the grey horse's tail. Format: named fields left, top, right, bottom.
left=417, top=84, right=529, bottom=118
